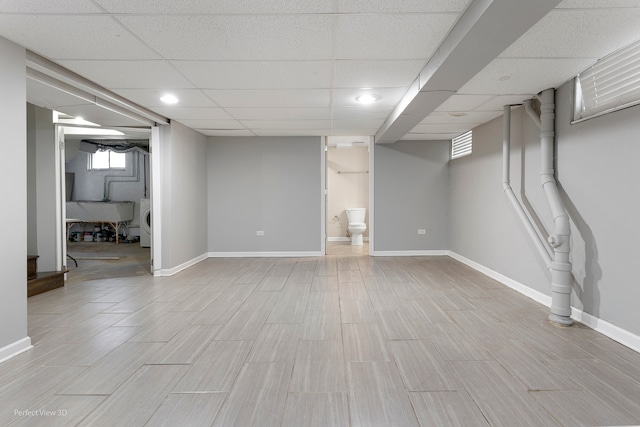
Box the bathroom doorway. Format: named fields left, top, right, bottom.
left=325, top=136, right=372, bottom=256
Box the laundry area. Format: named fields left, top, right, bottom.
left=62, top=115, right=152, bottom=277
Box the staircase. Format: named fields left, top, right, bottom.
left=27, top=255, right=64, bottom=297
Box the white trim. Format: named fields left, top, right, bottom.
left=372, top=250, right=449, bottom=257
left=0, top=337, right=32, bottom=364
left=571, top=308, right=640, bottom=354
left=150, top=126, right=162, bottom=275
left=448, top=251, right=552, bottom=307
left=154, top=253, right=208, bottom=277
left=208, top=251, right=322, bottom=258
left=321, top=137, right=326, bottom=256
left=368, top=137, right=374, bottom=255
left=448, top=250, right=640, bottom=354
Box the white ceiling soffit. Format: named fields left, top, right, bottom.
left=375, top=0, right=563, bottom=144
left=25, top=51, right=169, bottom=127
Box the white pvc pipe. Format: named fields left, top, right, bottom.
left=539, top=89, right=573, bottom=326
left=502, top=105, right=553, bottom=268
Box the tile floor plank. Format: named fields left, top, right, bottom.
left=348, top=361, right=420, bottom=427
left=290, top=340, right=346, bottom=392
left=409, top=391, right=489, bottom=427
left=79, top=365, right=187, bottom=426
left=281, top=392, right=349, bottom=427
left=211, top=363, right=291, bottom=427
left=145, top=392, right=227, bottom=427
left=173, top=340, right=252, bottom=392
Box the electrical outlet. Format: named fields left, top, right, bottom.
left=418, top=229, right=426, bottom=235
left=256, top=231, right=264, bottom=236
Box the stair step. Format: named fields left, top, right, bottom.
left=27, top=255, right=38, bottom=280
left=28, top=271, right=64, bottom=297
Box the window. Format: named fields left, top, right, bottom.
left=451, top=130, right=472, bottom=160
left=574, top=38, right=640, bottom=122
left=89, top=150, right=126, bottom=170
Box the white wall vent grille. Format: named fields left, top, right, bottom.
left=574, top=38, right=640, bottom=122
left=451, top=130, right=472, bottom=160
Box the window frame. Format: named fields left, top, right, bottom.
left=88, top=149, right=127, bottom=171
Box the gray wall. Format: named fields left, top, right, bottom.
left=0, top=37, right=29, bottom=356
left=207, top=136, right=322, bottom=253
left=555, top=82, right=640, bottom=336
left=448, top=107, right=550, bottom=294
left=448, top=83, right=640, bottom=337
left=374, top=140, right=450, bottom=252
left=159, top=122, right=208, bottom=270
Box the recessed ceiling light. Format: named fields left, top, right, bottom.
left=449, top=112, right=467, bottom=117
left=499, top=75, right=511, bottom=81
left=355, top=94, right=378, bottom=105
left=160, top=94, right=179, bottom=104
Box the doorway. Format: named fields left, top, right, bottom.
left=325, top=136, right=372, bottom=256
left=59, top=117, right=153, bottom=282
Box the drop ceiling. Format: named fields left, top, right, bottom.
left=2, top=0, right=640, bottom=141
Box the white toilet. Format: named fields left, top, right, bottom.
left=345, top=208, right=367, bottom=245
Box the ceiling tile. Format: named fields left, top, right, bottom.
left=253, top=129, right=329, bottom=136
left=457, top=58, right=596, bottom=95
left=226, top=108, right=331, bottom=120
left=200, top=129, right=255, bottom=137
left=96, top=0, right=334, bottom=13
left=335, top=14, right=458, bottom=60
left=149, top=107, right=234, bottom=120
left=501, top=9, right=640, bottom=59
left=330, top=128, right=379, bottom=136
left=333, top=87, right=406, bottom=108
left=58, top=60, right=194, bottom=89
left=0, top=15, right=160, bottom=60
left=177, top=119, right=245, bottom=129
left=0, top=0, right=102, bottom=13
left=117, top=15, right=333, bottom=61
left=113, top=89, right=218, bottom=107
left=332, top=106, right=392, bottom=120
left=434, top=95, right=494, bottom=112
left=334, top=60, right=424, bottom=88
left=239, top=120, right=331, bottom=130
left=338, top=0, right=472, bottom=13
left=204, top=89, right=331, bottom=108
left=332, top=118, right=385, bottom=130
left=418, top=111, right=502, bottom=125
left=172, top=60, right=332, bottom=89
left=401, top=133, right=458, bottom=141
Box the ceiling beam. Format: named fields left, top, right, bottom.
left=374, top=0, right=562, bottom=144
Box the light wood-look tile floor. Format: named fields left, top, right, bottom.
left=4, top=249, right=640, bottom=426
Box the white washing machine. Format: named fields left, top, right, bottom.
left=140, top=198, right=151, bottom=247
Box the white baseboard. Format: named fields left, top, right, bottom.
left=448, top=251, right=640, bottom=354
left=571, top=308, right=640, bottom=353
left=328, top=237, right=350, bottom=242
left=154, top=253, right=208, bottom=277
left=0, top=337, right=32, bottom=364
left=208, top=251, right=323, bottom=258
left=372, top=250, right=449, bottom=257
left=448, top=251, right=552, bottom=307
